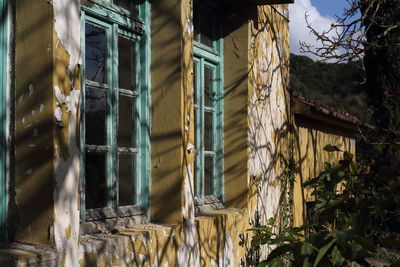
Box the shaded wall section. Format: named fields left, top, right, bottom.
left=223, top=4, right=252, bottom=209
left=14, top=0, right=55, bottom=246
left=292, top=115, right=356, bottom=228
left=150, top=0, right=185, bottom=224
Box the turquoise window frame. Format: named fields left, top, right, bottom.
left=193, top=2, right=224, bottom=203
left=0, top=0, right=7, bottom=240
left=80, top=1, right=150, bottom=222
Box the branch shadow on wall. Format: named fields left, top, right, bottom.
left=2, top=1, right=317, bottom=267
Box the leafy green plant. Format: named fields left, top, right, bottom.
left=251, top=141, right=400, bottom=267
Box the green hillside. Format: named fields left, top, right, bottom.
left=290, top=54, right=372, bottom=123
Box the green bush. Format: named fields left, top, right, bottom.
left=250, top=140, right=400, bottom=267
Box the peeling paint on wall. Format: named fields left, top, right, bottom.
left=52, top=1, right=81, bottom=266
left=52, top=0, right=81, bottom=72
left=178, top=164, right=200, bottom=267
left=5, top=1, right=293, bottom=266
left=248, top=4, right=291, bottom=258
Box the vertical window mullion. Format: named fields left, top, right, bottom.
left=111, top=23, right=119, bottom=210
left=200, top=58, right=205, bottom=199
left=194, top=58, right=201, bottom=198
left=215, top=59, right=223, bottom=198
left=133, top=40, right=141, bottom=206
left=0, top=0, right=7, bottom=239
left=106, top=24, right=115, bottom=209
left=138, top=1, right=150, bottom=211
left=79, top=11, right=87, bottom=220
left=211, top=66, right=218, bottom=197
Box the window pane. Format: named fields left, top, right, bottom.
left=204, top=111, right=213, bottom=151
left=194, top=61, right=198, bottom=105
left=85, top=87, right=107, bottom=145
left=204, top=66, right=214, bottom=107
left=114, top=0, right=131, bottom=11
left=119, top=154, right=136, bottom=206
left=118, top=36, right=135, bottom=90
left=199, top=8, right=214, bottom=48
left=193, top=5, right=201, bottom=43
left=194, top=108, right=199, bottom=197
left=193, top=5, right=214, bottom=48
left=204, top=156, right=214, bottom=195
left=118, top=94, right=134, bottom=147
left=85, top=152, right=108, bottom=209
left=85, top=23, right=107, bottom=84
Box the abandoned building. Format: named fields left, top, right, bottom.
left=290, top=94, right=371, bottom=229
left=0, top=0, right=370, bottom=266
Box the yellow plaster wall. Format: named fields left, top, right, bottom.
left=246, top=4, right=291, bottom=259
left=223, top=5, right=252, bottom=209
left=196, top=209, right=247, bottom=266
left=247, top=4, right=290, bottom=226
left=150, top=0, right=186, bottom=224
left=14, top=0, right=55, bottom=246
left=292, top=116, right=356, bottom=228
left=6, top=1, right=293, bottom=266
left=78, top=209, right=246, bottom=266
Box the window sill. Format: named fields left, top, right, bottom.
left=85, top=206, right=145, bottom=222
left=80, top=214, right=147, bottom=235
left=0, top=242, right=57, bottom=266
left=195, top=195, right=225, bottom=214
left=78, top=208, right=247, bottom=265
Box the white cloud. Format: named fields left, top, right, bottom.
left=289, top=0, right=336, bottom=60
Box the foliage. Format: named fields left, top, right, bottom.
left=298, top=0, right=400, bottom=132
left=250, top=141, right=400, bottom=266
left=289, top=54, right=372, bottom=123
left=362, top=0, right=400, bottom=131
left=300, top=0, right=400, bottom=64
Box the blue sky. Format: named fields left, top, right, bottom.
left=312, top=0, right=349, bottom=18
left=289, top=0, right=350, bottom=59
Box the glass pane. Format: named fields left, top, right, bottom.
left=204, top=111, right=213, bottom=151
left=118, top=36, right=134, bottom=90
left=193, top=5, right=201, bottom=43
left=194, top=166, right=198, bottom=197
left=204, top=66, right=214, bottom=107
left=85, top=23, right=107, bottom=84
left=85, top=152, right=107, bottom=209
left=193, top=5, right=214, bottom=47
left=199, top=8, right=214, bottom=48
left=194, top=109, right=199, bottom=197
left=118, top=94, right=134, bottom=147
left=204, top=156, right=214, bottom=195
left=114, top=0, right=131, bottom=11
left=85, top=87, right=107, bottom=145
left=119, top=154, right=135, bottom=206
left=194, top=61, right=198, bottom=105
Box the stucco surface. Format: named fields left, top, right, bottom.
left=292, top=117, right=356, bottom=228
left=247, top=5, right=290, bottom=258
left=78, top=209, right=245, bottom=266
left=5, top=1, right=293, bottom=266
left=150, top=0, right=185, bottom=224
left=14, top=0, right=55, bottom=246
left=52, top=0, right=81, bottom=264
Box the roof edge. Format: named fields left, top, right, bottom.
left=291, top=94, right=374, bottom=130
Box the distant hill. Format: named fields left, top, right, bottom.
left=290, top=54, right=372, bottom=123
